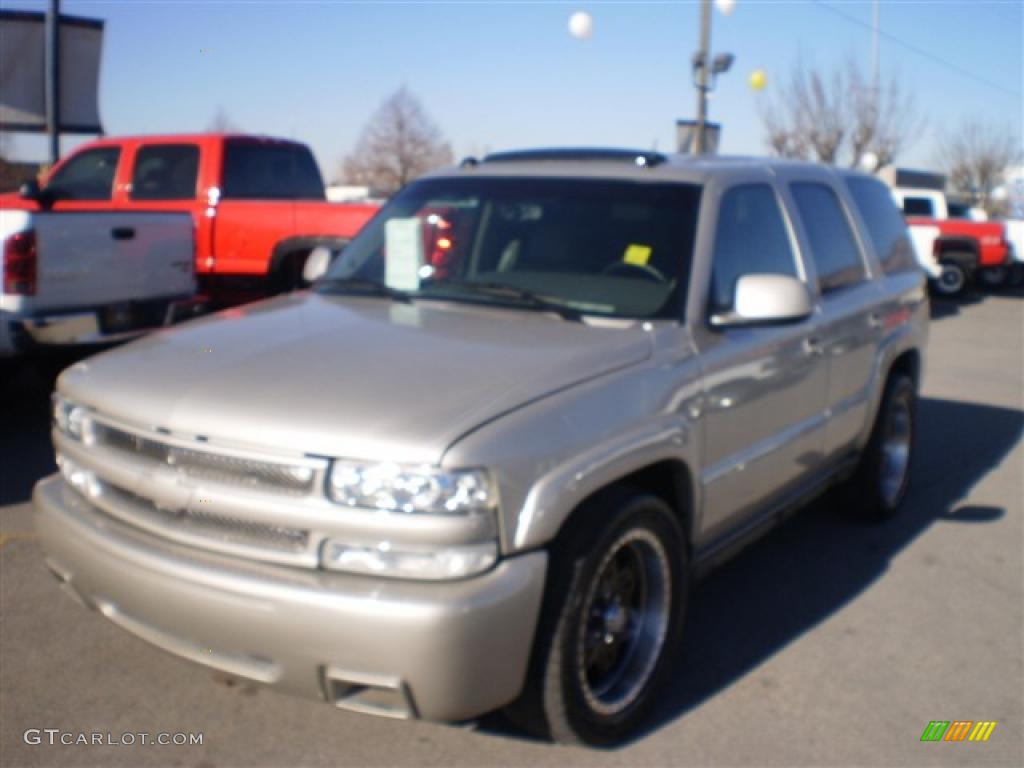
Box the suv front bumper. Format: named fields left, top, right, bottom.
left=33, top=475, right=546, bottom=721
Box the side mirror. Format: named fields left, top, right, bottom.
left=711, top=273, right=813, bottom=327
left=19, top=179, right=55, bottom=209
left=303, top=245, right=334, bottom=284
left=18, top=179, right=40, bottom=200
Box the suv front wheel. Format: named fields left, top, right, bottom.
left=514, top=490, right=688, bottom=745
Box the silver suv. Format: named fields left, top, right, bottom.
left=35, top=150, right=928, bottom=745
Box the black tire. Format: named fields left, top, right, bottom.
left=271, top=250, right=312, bottom=294
left=977, top=266, right=1009, bottom=290
left=509, top=488, right=688, bottom=746
left=932, top=258, right=970, bottom=298
left=1007, top=263, right=1024, bottom=288
left=848, top=373, right=916, bottom=519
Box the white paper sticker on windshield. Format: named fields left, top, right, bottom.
left=385, top=217, right=425, bottom=292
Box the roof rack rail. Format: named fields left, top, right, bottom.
left=481, top=148, right=668, bottom=168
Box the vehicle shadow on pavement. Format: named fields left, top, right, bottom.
left=929, top=294, right=982, bottom=321
left=931, top=282, right=1024, bottom=321
left=0, top=364, right=59, bottom=507
left=640, top=395, right=1023, bottom=743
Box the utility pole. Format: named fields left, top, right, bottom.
left=870, top=0, right=880, bottom=92
left=871, top=0, right=880, bottom=107
left=45, top=0, right=61, bottom=164
left=694, top=0, right=712, bottom=155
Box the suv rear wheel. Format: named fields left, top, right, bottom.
left=511, top=489, right=687, bottom=745
left=849, top=373, right=916, bottom=518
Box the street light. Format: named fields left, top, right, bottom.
left=690, top=0, right=735, bottom=155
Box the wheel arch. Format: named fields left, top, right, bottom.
left=267, top=235, right=350, bottom=288
left=934, top=236, right=980, bottom=264
left=888, top=347, right=922, bottom=391
left=546, top=458, right=696, bottom=557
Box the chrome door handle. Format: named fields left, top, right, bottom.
left=868, top=312, right=883, bottom=329
left=803, top=337, right=824, bottom=357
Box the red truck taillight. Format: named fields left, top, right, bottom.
left=3, top=230, right=38, bottom=295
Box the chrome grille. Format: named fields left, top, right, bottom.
left=94, top=423, right=317, bottom=495
left=99, top=482, right=312, bottom=556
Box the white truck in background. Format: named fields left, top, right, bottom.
left=1003, top=220, right=1024, bottom=285
left=1, top=206, right=197, bottom=359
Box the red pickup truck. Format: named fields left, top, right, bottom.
left=892, top=187, right=1012, bottom=296
left=3, top=134, right=379, bottom=305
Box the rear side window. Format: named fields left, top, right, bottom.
left=710, top=184, right=798, bottom=312
left=130, top=144, right=200, bottom=200
left=845, top=176, right=918, bottom=274
left=790, top=182, right=866, bottom=293
left=902, top=196, right=934, bottom=217
left=44, top=147, right=120, bottom=201
left=221, top=141, right=325, bottom=200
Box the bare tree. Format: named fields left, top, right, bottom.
left=936, top=121, right=1022, bottom=216
left=207, top=106, right=240, bottom=132
left=760, top=57, right=921, bottom=171
left=341, top=87, right=453, bottom=195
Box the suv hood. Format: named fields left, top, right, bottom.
left=60, top=294, right=653, bottom=464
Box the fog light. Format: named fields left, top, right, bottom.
left=56, top=454, right=99, bottom=497
left=320, top=539, right=497, bottom=580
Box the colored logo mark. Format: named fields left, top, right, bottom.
left=920, top=721, right=996, bottom=742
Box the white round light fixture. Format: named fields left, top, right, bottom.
left=568, top=11, right=594, bottom=40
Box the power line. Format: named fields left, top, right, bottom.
left=811, top=0, right=1021, bottom=99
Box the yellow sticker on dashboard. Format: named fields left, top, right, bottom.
left=623, top=244, right=652, bottom=266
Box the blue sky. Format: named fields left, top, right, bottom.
left=3, top=0, right=1021, bottom=181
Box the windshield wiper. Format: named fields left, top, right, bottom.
left=435, top=281, right=584, bottom=321
left=315, top=277, right=412, bottom=303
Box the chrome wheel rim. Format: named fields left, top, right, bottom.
left=576, top=529, right=671, bottom=716
left=880, top=392, right=912, bottom=508
left=938, top=265, right=965, bottom=294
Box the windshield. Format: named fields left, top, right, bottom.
left=318, top=176, right=701, bottom=319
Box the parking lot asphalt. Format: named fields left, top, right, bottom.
left=1, top=290, right=1022, bottom=768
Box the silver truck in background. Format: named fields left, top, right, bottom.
left=1, top=207, right=197, bottom=358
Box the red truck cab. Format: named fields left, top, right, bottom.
left=3, top=134, right=379, bottom=306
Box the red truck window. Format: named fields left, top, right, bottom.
left=131, top=144, right=200, bottom=201
left=221, top=141, right=325, bottom=200
left=45, top=147, right=120, bottom=201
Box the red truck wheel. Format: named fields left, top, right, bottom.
left=933, top=259, right=970, bottom=297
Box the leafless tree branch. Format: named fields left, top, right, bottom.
left=760, top=56, right=922, bottom=172
left=341, top=87, right=453, bottom=195
left=935, top=121, right=1022, bottom=216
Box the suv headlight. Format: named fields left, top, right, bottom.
left=326, top=460, right=495, bottom=515
left=52, top=394, right=90, bottom=441
left=320, top=539, right=497, bottom=580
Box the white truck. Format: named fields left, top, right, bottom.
left=1, top=205, right=197, bottom=359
